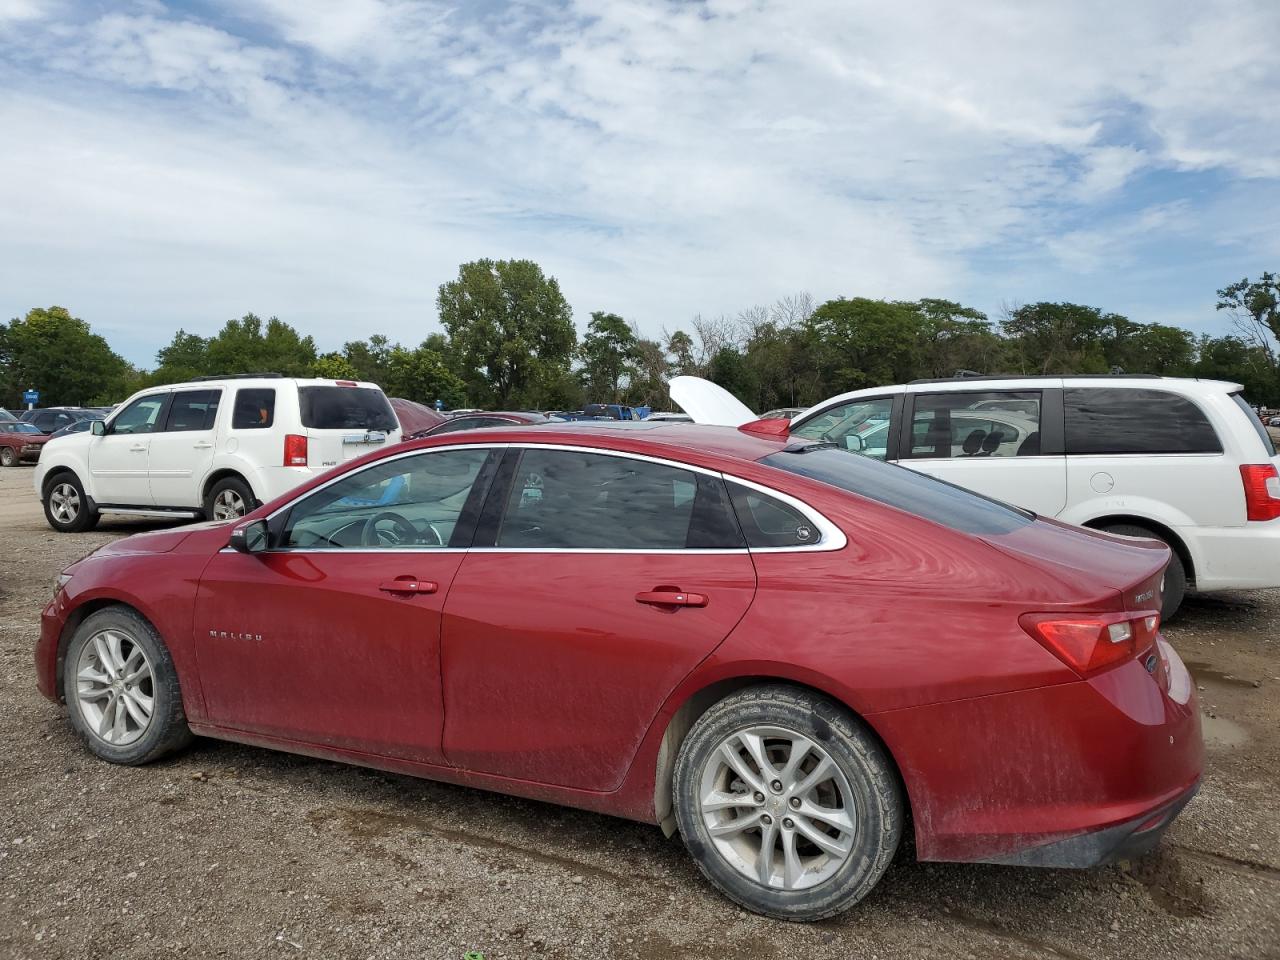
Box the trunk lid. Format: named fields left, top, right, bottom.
left=296, top=384, right=402, bottom=470
left=670, top=375, right=757, bottom=426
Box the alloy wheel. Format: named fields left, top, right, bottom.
left=49, top=483, right=80, bottom=524
left=212, top=489, right=246, bottom=520
left=75, top=629, right=155, bottom=746
left=699, top=725, right=857, bottom=891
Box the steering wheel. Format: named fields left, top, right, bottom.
left=361, top=511, right=420, bottom=547
left=421, top=522, right=444, bottom=546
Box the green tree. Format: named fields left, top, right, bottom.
left=909, top=299, right=1004, bottom=378
left=437, top=259, right=576, bottom=407
left=1194, top=335, right=1278, bottom=404
left=203, top=314, right=318, bottom=376
left=311, top=352, right=360, bottom=380
left=666, top=330, right=698, bottom=376
left=706, top=346, right=758, bottom=405
left=152, top=329, right=211, bottom=383
left=1217, top=273, right=1280, bottom=365
left=383, top=343, right=468, bottom=408
left=578, top=311, right=640, bottom=402
left=0, top=306, right=133, bottom=406
left=805, top=297, right=925, bottom=391
left=1106, top=321, right=1196, bottom=375
left=1001, top=302, right=1114, bottom=374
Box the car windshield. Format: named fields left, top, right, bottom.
left=298, top=386, right=397, bottom=431
left=760, top=446, right=1033, bottom=535
left=5, top=422, right=43, bottom=434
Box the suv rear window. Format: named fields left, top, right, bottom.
left=761, top=447, right=1033, bottom=535
left=1230, top=393, right=1276, bottom=457
left=299, top=386, right=396, bottom=432
left=1064, top=388, right=1221, bottom=455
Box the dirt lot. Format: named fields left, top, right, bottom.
left=1, top=466, right=1278, bottom=960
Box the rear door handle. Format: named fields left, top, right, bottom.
left=635, top=590, right=708, bottom=607
left=130, top=444, right=147, bottom=452
left=193, top=441, right=213, bottom=450
left=379, top=578, right=438, bottom=595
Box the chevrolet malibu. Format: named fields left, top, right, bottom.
left=36, top=420, right=1202, bottom=920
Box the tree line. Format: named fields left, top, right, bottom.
left=4, top=262, right=1280, bottom=411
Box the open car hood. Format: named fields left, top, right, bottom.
left=669, top=376, right=757, bottom=426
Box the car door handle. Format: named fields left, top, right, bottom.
left=193, top=441, right=214, bottom=450
left=130, top=444, right=147, bottom=452
left=379, top=578, right=438, bottom=595
left=635, top=590, right=708, bottom=607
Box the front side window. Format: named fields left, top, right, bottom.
left=282, top=448, right=493, bottom=549
left=299, top=386, right=396, bottom=431
left=165, top=390, right=221, bottom=432
left=232, top=388, right=275, bottom=429
left=1065, top=389, right=1221, bottom=455
left=907, top=392, right=1042, bottom=459
left=495, top=449, right=742, bottom=549
left=109, top=396, right=167, bottom=435
left=791, top=398, right=893, bottom=459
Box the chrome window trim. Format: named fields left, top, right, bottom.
left=252, top=440, right=846, bottom=555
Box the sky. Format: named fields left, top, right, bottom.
left=2, top=0, right=1279, bottom=368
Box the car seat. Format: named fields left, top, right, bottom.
left=961, top=430, right=987, bottom=456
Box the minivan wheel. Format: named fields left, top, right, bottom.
left=205, top=476, right=254, bottom=521
left=1102, top=524, right=1186, bottom=621
left=672, top=685, right=903, bottom=921
left=0, top=447, right=16, bottom=467
left=43, top=473, right=100, bottom=533
left=62, top=606, right=193, bottom=765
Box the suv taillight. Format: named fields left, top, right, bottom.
left=1240, top=464, right=1280, bottom=521
left=1019, top=611, right=1159, bottom=676
left=284, top=434, right=308, bottom=466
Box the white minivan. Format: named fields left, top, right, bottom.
left=35, top=375, right=401, bottom=532
left=672, top=374, right=1280, bottom=618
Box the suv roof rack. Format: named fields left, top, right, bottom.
left=907, top=374, right=1165, bottom=384
left=187, top=372, right=284, bottom=382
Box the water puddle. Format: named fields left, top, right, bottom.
left=1200, top=713, right=1250, bottom=748
left=1184, top=661, right=1258, bottom=689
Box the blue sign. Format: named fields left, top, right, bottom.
left=22, top=389, right=38, bottom=404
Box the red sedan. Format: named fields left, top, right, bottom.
left=36, top=420, right=1201, bottom=920
left=0, top=421, right=50, bottom=466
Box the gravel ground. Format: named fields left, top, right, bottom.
left=1, top=465, right=1278, bottom=960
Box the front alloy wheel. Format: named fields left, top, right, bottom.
left=75, top=628, right=155, bottom=746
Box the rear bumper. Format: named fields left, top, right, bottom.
left=1187, top=521, right=1280, bottom=590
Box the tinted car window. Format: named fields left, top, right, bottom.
left=431, top=416, right=516, bottom=434
left=232, top=388, right=275, bottom=429
left=792, top=397, right=893, bottom=459
left=495, top=449, right=742, bottom=549
left=284, top=448, right=492, bottom=549
left=761, top=446, right=1033, bottom=535
left=109, top=396, right=167, bottom=435
left=299, top=386, right=396, bottom=431
left=1231, top=393, right=1276, bottom=457
left=727, top=483, right=821, bottom=547
left=165, top=390, right=221, bottom=431
left=1, top=422, right=42, bottom=434
left=908, top=392, right=1042, bottom=459
left=1064, top=388, right=1221, bottom=455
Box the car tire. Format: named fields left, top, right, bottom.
left=0, top=447, right=15, bottom=467
left=62, top=606, right=193, bottom=765
left=672, top=684, right=903, bottom=921
left=204, top=476, right=255, bottom=521
left=42, top=472, right=100, bottom=533
left=1102, top=524, right=1186, bottom=621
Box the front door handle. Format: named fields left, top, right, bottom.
left=379, top=578, right=438, bottom=595
left=193, top=441, right=214, bottom=450
left=635, top=589, right=708, bottom=608
left=130, top=444, right=147, bottom=452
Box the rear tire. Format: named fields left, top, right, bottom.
left=1103, top=523, right=1186, bottom=621
left=672, top=684, right=903, bottom=921
left=43, top=472, right=100, bottom=533
left=204, top=476, right=255, bottom=521
left=0, top=447, right=16, bottom=467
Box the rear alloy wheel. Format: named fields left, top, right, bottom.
left=673, top=685, right=902, bottom=920
left=205, top=476, right=254, bottom=521
left=0, top=447, right=15, bottom=467
left=43, top=473, right=100, bottom=533
left=63, top=607, right=192, bottom=765
left=1103, top=524, right=1186, bottom=621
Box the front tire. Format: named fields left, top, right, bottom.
left=1103, top=524, right=1186, bottom=621
left=205, top=476, right=255, bottom=521
left=672, top=685, right=903, bottom=921
left=62, top=607, right=192, bottom=765
left=43, top=472, right=100, bottom=532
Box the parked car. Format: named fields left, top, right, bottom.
left=0, top=421, right=50, bottom=466
left=388, top=397, right=446, bottom=438
left=673, top=374, right=1280, bottom=619
left=34, top=374, right=401, bottom=532
left=37, top=419, right=1201, bottom=920
left=645, top=411, right=693, bottom=422
left=0, top=408, right=16, bottom=422
left=19, top=406, right=102, bottom=435
left=410, top=411, right=549, bottom=438
left=45, top=418, right=102, bottom=442
left=583, top=403, right=640, bottom=420
left=760, top=407, right=807, bottom=420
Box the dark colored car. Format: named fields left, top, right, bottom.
left=0, top=421, right=50, bottom=465
left=19, top=407, right=101, bottom=435
left=37, top=419, right=1201, bottom=920
left=46, top=418, right=103, bottom=442
left=389, top=397, right=447, bottom=438
left=411, top=411, right=548, bottom=438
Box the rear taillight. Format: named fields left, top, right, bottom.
left=1020, top=611, right=1160, bottom=676
left=1240, top=464, right=1280, bottom=521
left=283, top=434, right=308, bottom=466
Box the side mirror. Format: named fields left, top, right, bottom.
left=90, top=420, right=106, bottom=436
left=229, top=519, right=270, bottom=554
left=845, top=433, right=866, bottom=452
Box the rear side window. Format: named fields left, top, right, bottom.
left=761, top=447, right=1033, bottom=535
left=495, top=449, right=742, bottom=549
left=299, top=386, right=397, bottom=432
left=1064, top=389, right=1221, bottom=455
left=907, top=392, right=1042, bottom=459
left=165, top=390, right=220, bottom=431
left=727, top=483, right=821, bottom=547
left=232, top=389, right=276, bottom=429
left=1230, top=393, right=1276, bottom=457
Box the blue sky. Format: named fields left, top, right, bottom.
left=2, top=0, right=1279, bottom=367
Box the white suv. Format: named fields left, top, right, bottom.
left=673, top=375, right=1280, bottom=618
left=35, top=375, right=401, bottom=533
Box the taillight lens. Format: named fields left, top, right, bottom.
left=283, top=434, right=308, bottom=466
left=1240, top=464, right=1280, bottom=521
left=1019, top=611, right=1160, bottom=676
